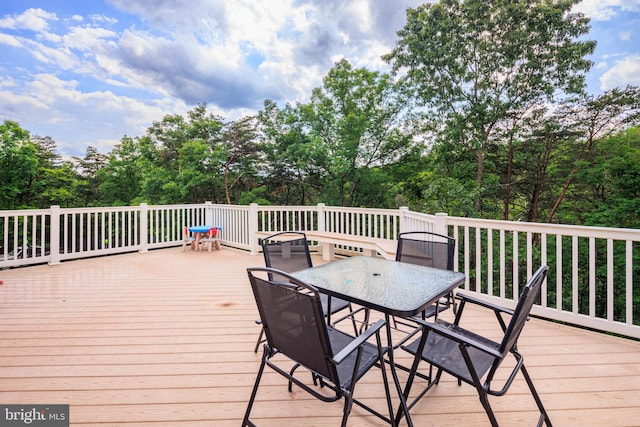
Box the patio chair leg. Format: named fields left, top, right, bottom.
left=242, top=350, right=268, bottom=427
left=520, top=364, right=553, bottom=426
left=477, top=389, right=499, bottom=427
left=340, top=392, right=354, bottom=427
left=378, top=352, right=397, bottom=427
left=253, top=326, right=265, bottom=353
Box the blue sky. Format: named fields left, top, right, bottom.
left=1, top=0, right=639, bottom=158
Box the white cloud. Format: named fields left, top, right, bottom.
left=599, top=54, right=640, bottom=89
left=0, top=32, right=22, bottom=47
left=1, top=72, right=188, bottom=155
left=574, top=0, right=640, bottom=20
left=62, top=26, right=116, bottom=51
left=347, top=0, right=373, bottom=33
left=25, top=37, right=80, bottom=69
left=88, top=14, right=117, bottom=25
left=0, top=8, right=57, bottom=31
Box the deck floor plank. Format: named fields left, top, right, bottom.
left=1, top=247, right=639, bottom=426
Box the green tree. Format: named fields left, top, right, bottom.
left=545, top=87, right=640, bottom=224
left=257, top=100, right=327, bottom=205
left=74, top=146, right=108, bottom=207
left=137, top=104, right=226, bottom=204
left=219, top=116, right=260, bottom=204
left=562, top=125, right=640, bottom=228
left=0, top=120, right=37, bottom=209
left=303, top=59, right=413, bottom=206
left=28, top=135, right=77, bottom=208
left=99, top=136, right=144, bottom=205
left=177, top=138, right=222, bottom=203
left=385, top=0, right=595, bottom=215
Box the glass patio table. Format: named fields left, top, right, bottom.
left=292, top=255, right=466, bottom=426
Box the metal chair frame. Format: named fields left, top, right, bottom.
left=244, top=267, right=397, bottom=427
left=254, top=231, right=360, bottom=352
left=393, top=231, right=457, bottom=333
left=400, top=265, right=552, bottom=427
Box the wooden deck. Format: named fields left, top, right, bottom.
left=1, top=247, right=639, bottom=426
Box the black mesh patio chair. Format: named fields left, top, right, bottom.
left=254, top=231, right=358, bottom=352
left=393, top=231, right=457, bottom=330
left=244, top=267, right=396, bottom=427
left=400, top=265, right=552, bottom=427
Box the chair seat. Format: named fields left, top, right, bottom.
left=320, top=294, right=351, bottom=315
left=327, top=327, right=388, bottom=389
left=402, top=320, right=499, bottom=384
left=420, top=300, right=451, bottom=319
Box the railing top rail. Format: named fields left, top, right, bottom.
left=253, top=204, right=402, bottom=215
left=58, top=206, right=143, bottom=213
left=322, top=205, right=401, bottom=214
left=403, top=210, right=437, bottom=219
left=446, top=215, right=640, bottom=241
left=0, top=208, right=53, bottom=216
left=255, top=205, right=318, bottom=211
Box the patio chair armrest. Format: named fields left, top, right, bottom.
left=414, top=318, right=504, bottom=359
left=332, top=319, right=386, bottom=364
left=458, top=292, right=515, bottom=316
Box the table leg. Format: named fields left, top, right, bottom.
left=384, top=314, right=413, bottom=427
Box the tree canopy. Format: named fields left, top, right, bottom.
left=384, top=0, right=596, bottom=215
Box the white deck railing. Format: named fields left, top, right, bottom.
left=2, top=202, right=638, bottom=338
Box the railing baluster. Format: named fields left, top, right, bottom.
left=589, top=237, right=596, bottom=317
left=607, top=238, right=614, bottom=322
left=626, top=240, right=633, bottom=326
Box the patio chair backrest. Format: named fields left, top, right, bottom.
left=396, top=231, right=455, bottom=271
left=247, top=267, right=338, bottom=383
left=499, top=265, right=549, bottom=354
left=261, top=232, right=313, bottom=273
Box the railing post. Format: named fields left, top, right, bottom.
left=204, top=201, right=213, bottom=225
left=398, top=206, right=409, bottom=234
left=139, top=203, right=148, bottom=253
left=317, top=203, right=326, bottom=232
left=315, top=203, right=336, bottom=259
left=49, top=205, right=61, bottom=265
left=434, top=212, right=448, bottom=236
left=249, top=203, right=259, bottom=254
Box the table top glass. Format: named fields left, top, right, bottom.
left=292, top=256, right=465, bottom=317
